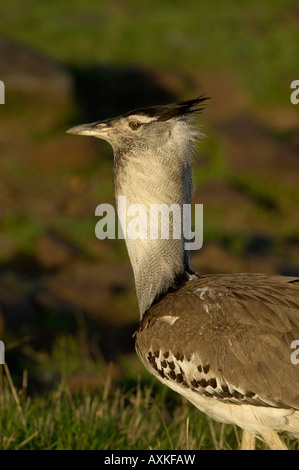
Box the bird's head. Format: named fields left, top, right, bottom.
left=66, top=96, right=209, bottom=152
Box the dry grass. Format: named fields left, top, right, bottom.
left=0, top=362, right=237, bottom=450
left=1, top=362, right=298, bottom=450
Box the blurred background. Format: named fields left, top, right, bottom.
left=0, top=0, right=298, bottom=449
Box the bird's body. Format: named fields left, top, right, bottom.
left=67, top=97, right=299, bottom=450
left=136, top=273, right=299, bottom=445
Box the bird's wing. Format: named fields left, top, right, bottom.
left=136, top=274, right=299, bottom=409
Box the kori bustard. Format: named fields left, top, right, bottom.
left=67, top=97, right=299, bottom=450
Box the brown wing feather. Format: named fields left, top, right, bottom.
left=136, top=273, right=299, bottom=409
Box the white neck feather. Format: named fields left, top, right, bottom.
left=113, top=120, right=199, bottom=317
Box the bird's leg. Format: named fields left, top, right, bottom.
left=241, top=430, right=256, bottom=450
left=261, top=431, right=288, bottom=450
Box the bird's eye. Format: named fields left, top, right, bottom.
left=129, top=121, right=141, bottom=131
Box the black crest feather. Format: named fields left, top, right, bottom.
left=123, top=96, right=209, bottom=122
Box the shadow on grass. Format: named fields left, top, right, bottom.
left=69, top=63, right=176, bottom=124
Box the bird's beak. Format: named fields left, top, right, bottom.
left=66, top=121, right=117, bottom=140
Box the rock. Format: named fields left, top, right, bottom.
left=0, top=306, right=5, bottom=339
left=24, top=135, right=96, bottom=171
left=72, top=64, right=175, bottom=122
left=35, top=231, right=84, bottom=270
left=188, top=70, right=251, bottom=121
left=216, top=113, right=299, bottom=187
left=0, top=37, right=72, bottom=98
left=0, top=38, right=73, bottom=133
left=256, top=107, right=299, bottom=133
left=39, top=261, right=137, bottom=326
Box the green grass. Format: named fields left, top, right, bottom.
left=1, top=362, right=298, bottom=450
left=0, top=0, right=298, bottom=105
left=1, top=329, right=234, bottom=451
left=0, top=367, right=204, bottom=450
